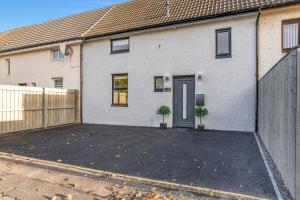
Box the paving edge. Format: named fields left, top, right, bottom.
left=253, top=133, right=283, bottom=200
left=0, top=152, right=267, bottom=200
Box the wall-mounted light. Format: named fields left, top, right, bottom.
left=197, top=72, right=203, bottom=81
left=164, top=73, right=170, bottom=82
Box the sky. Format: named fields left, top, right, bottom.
left=0, top=0, right=130, bottom=32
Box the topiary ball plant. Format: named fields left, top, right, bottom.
left=157, top=106, right=171, bottom=124
left=194, top=106, right=208, bottom=125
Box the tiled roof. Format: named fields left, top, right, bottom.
left=1, top=0, right=299, bottom=53
left=83, top=0, right=300, bottom=38
left=0, top=7, right=112, bottom=53
left=0, top=27, right=29, bottom=50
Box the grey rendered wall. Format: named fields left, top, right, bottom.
left=82, top=15, right=257, bottom=132
left=258, top=48, right=299, bottom=199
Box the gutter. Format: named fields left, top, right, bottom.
left=255, top=9, right=261, bottom=133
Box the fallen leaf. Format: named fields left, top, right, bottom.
left=64, top=194, right=72, bottom=200
left=67, top=183, right=76, bottom=188
left=86, top=190, right=93, bottom=194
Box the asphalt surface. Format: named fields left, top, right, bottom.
left=0, top=124, right=276, bottom=199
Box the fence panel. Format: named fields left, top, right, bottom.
left=258, top=48, right=299, bottom=199
left=0, top=85, right=79, bottom=134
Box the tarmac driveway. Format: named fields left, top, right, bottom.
left=0, top=124, right=276, bottom=199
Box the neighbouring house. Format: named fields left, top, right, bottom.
left=258, top=3, right=300, bottom=200
left=81, top=0, right=300, bottom=132
left=259, top=2, right=300, bottom=78
left=0, top=7, right=111, bottom=89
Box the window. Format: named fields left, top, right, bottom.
left=282, top=19, right=300, bottom=52
left=31, top=82, right=37, bottom=87
left=53, top=77, right=63, bottom=88
left=216, top=28, right=231, bottom=58
left=52, top=49, right=64, bottom=61
left=5, top=59, right=10, bottom=75
left=154, top=76, right=164, bottom=92
left=111, top=38, right=129, bottom=54
left=18, top=83, right=27, bottom=86
left=112, top=74, right=128, bottom=106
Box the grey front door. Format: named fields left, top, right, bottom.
left=173, top=76, right=195, bottom=128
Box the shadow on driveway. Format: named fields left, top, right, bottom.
left=0, top=124, right=276, bottom=199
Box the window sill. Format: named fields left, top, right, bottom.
left=282, top=48, right=294, bottom=53
left=51, top=59, right=65, bottom=62
left=216, top=54, right=232, bottom=59
left=111, top=104, right=128, bottom=107
left=110, top=50, right=129, bottom=55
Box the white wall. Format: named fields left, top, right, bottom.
left=259, top=5, right=300, bottom=79
left=0, top=44, right=81, bottom=89
left=83, top=15, right=257, bottom=132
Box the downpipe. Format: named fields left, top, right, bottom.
left=255, top=10, right=261, bottom=133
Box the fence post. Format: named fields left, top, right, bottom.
left=43, top=88, right=48, bottom=129
left=296, top=48, right=300, bottom=200
left=75, top=90, right=78, bottom=123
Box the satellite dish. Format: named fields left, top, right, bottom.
left=59, top=43, right=66, bottom=54
left=65, top=46, right=73, bottom=56
left=59, top=43, right=73, bottom=56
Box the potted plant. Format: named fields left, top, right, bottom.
left=157, top=106, right=171, bottom=129
left=194, top=106, right=208, bottom=131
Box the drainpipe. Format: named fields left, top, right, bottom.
left=80, top=39, right=85, bottom=124
left=255, top=9, right=261, bottom=133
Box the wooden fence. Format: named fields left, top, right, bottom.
left=0, top=85, right=80, bottom=134
left=258, top=47, right=299, bottom=200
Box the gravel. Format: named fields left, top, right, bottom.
left=255, top=133, right=293, bottom=200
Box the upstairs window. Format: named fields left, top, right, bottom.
left=216, top=28, right=231, bottom=59
left=111, top=38, right=129, bottom=54
left=112, top=74, right=128, bottom=106
left=5, top=59, right=10, bottom=75
left=52, top=49, right=64, bottom=61
left=282, top=19, right=300, bottom=52
left=52, top=77, right=63, bottom=88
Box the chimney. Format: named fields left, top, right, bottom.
left=164, top=0, right=170, bottom=17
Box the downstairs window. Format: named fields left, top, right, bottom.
left=112, top=74, right=128, bottom=106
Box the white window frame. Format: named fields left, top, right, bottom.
left=52, top=49, right=64, bottom=61
left=52, top=77, right=63, bottom=88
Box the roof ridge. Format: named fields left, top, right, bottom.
left=1, top=5, right=114, bottom=34
left=82, top=5, right=116, bottom=37
left=83, top=0, right=166, bottom=37
left=0, top=26, right=31, bottom=35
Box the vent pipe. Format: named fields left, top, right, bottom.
left=164, top=0, right=170, bottom=17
